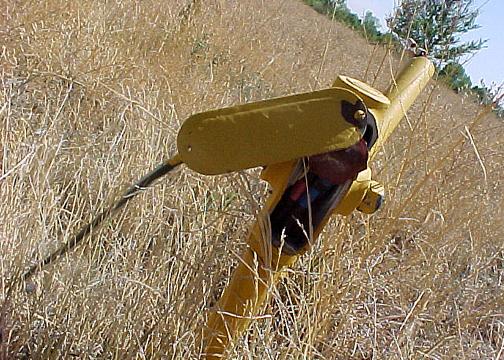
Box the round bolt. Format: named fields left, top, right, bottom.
left=354, top=109, right=366, bottom=121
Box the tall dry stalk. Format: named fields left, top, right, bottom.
left=1, top=0, right=502, bottom=358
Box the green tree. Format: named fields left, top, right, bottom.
left=305, top=0, right=384, bottom=41
left=362, top=11, right=382, bottom=42
left=471, top=83, right=491, bottom=103
left=439, top=62, right=472, bottom=92
left=471, top=82, right=504, bottom=117
left=388, top=0, right=486, bottom=63
left=330, top=1, right=361, bottom=29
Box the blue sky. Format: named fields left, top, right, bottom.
left=345, top=0, right=503, bottom=87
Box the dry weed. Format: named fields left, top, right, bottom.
left=1, top=1, right=502, bottom=359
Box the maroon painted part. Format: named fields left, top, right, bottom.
left=308, top=139, right=368, bottom=185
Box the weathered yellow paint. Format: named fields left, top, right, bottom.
left=202, top=56, right=435, bottom=359
left=334, top=168, right=373, bottom=216
left=370, top=56, right=435, bottom=160
left=203, top=229, right=297, bottom=359
left=357, top=180, right=385, bottom=214
left=178, top=88, right=364, bottom=175
left=332, top=75, right=390, bottom=109
left=203, top=162, right=298, bottom=358
left=329, top=56, right=435, bottom=215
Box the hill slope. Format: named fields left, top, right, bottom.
left=1, top=0, right=503, bottom=358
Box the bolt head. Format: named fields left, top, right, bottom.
left=354, top=109, right=366, bottom=121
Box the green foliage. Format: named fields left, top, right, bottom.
left=304, top=0, right=330, bottom=14
left=471, top=82, right=504, bottom=118
left=304, top=0, right=386, bottom=42
left=496, top=106, right=504, bottom=118
left=304, top=0, right=502, bottom=117
left=471, top=84, right=492, bottom=104
left=388, top=0, right=487, bottom=63
left=439, top=62, right=472, bottom=92
left=362, top=11, right=383, bottom=42
left=390, top=0, right=502, bottom=117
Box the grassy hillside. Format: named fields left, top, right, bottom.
left=1, top=0, right=503, bottom=358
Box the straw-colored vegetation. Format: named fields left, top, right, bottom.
left=1, top=1, right=503, bottom=358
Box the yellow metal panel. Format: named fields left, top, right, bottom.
left=332, top=75, right=390, bottom=109
left=177, top=88, right=364, bottom=175
left=260, top=161, right=297, bottom=207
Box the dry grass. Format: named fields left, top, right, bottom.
left=1, top=0, right=503, bottom=359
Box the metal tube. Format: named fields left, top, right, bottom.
left=203, top=222, right=297, bottom=359
left=370, top=56, right=435, bottom=160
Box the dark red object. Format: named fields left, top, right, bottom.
left=308, top=138, right=368, bottom=184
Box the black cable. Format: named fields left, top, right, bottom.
left=23, top=156, right=182, bottom=281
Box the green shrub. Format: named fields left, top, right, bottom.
left=304, top=0, right=386, bottom=42
left=439, top=62, right=472, bottom=92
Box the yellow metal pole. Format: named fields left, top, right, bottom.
left=203, top=233, right=296, bottom=359
left=202, top=56, right=435, bottom=359
left=203, top=161, right=298, bottom=359
left=370, top=56, right=435, bottom=160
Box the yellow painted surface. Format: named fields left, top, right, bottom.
left=357, top=180, right=385, bottom=214
left=202, top=56, right=435, bottom=359
left=334, top=168, right=372, bottom=216
left=204, top=220, right=297, bottom=359
left=370, top=56, right=435, bottom=160
left=332, top=75, right=390, bottom=109
left=178, top=88, right=363, bottom=175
